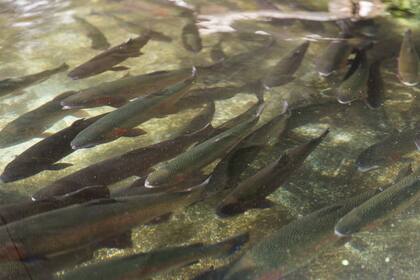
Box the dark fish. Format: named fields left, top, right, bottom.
left=210, top=41, right=226, bottom=63
left=73, top=15, right=110, bottom=50
left=336, top=51, right=369, bottom=104
left=177, top=102, right=216, bottom=135
left=68, top=33, right=151, bottom=80
left=398, top=29, right=419, bottom=86
left=0, top=189, right=202, bottom=262
left=316, top=39, right=352, bottom=77
left=182, top=22, right=202, bottom=53
left=335, top=168, right=420, bottom=236
left=366, top=60, right=384, bottom=109
left=216, top=129, right=328, bottom=217
left=59, top=233, right=248, bottom=280
left=61, top=68, right=193, bottom=109
left=145, top=105, right=262, bottom=188
left=262, top=41, right=310, bottom=88
left=0, top=114, right=106, bottom=183
left=356, top=129, right=419, bottom=172
left=220, top=189, right=379, bottom=279
left=0, top=186, right=109, bottom=225
left=32, top=125, right=215, bottom=200
left=0, top=91, right=83, bottom=148
left=70, top=68, right=196, bottom=149
left=0, top=63, right=68, bottom=98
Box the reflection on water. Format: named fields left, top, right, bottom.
left=0, top=0, right=419, bottom=279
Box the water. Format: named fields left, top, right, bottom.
left=0, top=0, right=419, bottom=279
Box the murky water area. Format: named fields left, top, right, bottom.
left=0, top=0, right=419, bottom=279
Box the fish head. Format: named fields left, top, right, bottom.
left=145, top=167, right=176, bottom=189
left=356, top=147, right=386, bottom=172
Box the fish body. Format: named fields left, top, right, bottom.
left=73, top=15, right=110, bottom=50
left=145, top=107, right=261, bottom=188
left=336, top=51, right=369, bottom=104
left=61, top=68, right=193, bottom=109
left=0, top=91, right=80, bottom=148
left=68, top=33, right=150, bottom=80
left=222, top=189, right=379, bottom=279
left=0, top=114, right=105, bottom=182
left=0, top=190, right=202, bottom=261
left=316, top=39, right=352, bottom=77
left=262, top=41, right=310, bottom=88
left=182, top=22, right=202, bottom=53
left=217, top=129, right=328, bottom=217
left=335, top=170, right=420, bottom=236
left=398, top=29, right=418, bottom=86
left=59, top=234, right=248, bottom=280
left=366, top=59, right=384, bottom=109
left=70, top=69, right=196, bottom=149
left=32, top=125, right=214, bottom=200
left=0, top=63, right=68, bottom=98
left=0, top=186, right=109, bottom=226
left=356, top=129, right=418, bottom=172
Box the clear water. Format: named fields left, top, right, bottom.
left=0, top=0, right=419, bottom=279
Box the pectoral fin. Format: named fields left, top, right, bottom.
left=46, top=163, right=73, bottom=171
left=121, top=128, right=147, bottom=137
left=110, top=66, right=130, bottom=71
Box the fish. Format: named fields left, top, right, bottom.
left=335, top=50, right=369, bottom=104
left=262, top=41, right=310, bottom=88
left=206, top=102, right=290, bottom=195
left=0, top=186, right=109, bottom=226
left=177, top=102, right=216, bottom=135
left=59, top=233, right=249, bottom=280
left=61, top=68, right=193, bottom=109
left=356, top=129, right=419, bottom=172
left=335, top=168, right=420, bottom=236
left=366, top=59, right=385, bottom=109
left=216, top=129, right=328, bottom=217
left=0, top=63, right=69, bottom=98
left=145, top=104, right=263, bottom=188
left=0, top=114, right=106, bottom=183
left=182, top=22, right=202, bottom=53
left=218, top=189, right=379, bottom=280
left=210, top=41, right=226, bottom=63
left=73, top=15, right=110, bottom=50
left=398, top=29, right=419, bottom=86
left=0, top=189, right=203, bottom=262
left=67, top=32, right=151, bottom=80
left=32, top=124, right=215, bottom=200
left=316, top=39, right=352, bottom=77
left=70, top=68, right=196, bottom=149
left=0, top=91, right=84, bottom=149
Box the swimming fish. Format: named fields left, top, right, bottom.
left=218, top=189, right=379, bottom=280
left=178, top=102, right=216, bottom=135
left=316, top=39, right=352, bottom=77
left=68, top=32, right=151, bottom=80
left=32, top=124, right=214, bottom=200
left=356, top=129, right=419, bottom=172
left=61, top=68, right=193, bottom=109
left=182, top=22, right=202, bottom=53
left=336, top=50, right=369, bottom=104
left=145, top=104, right=262, bottom=188
left=366, top=59, right=385, bottom=109
left=0, top=114, right=106, bottom=183
left=0, top=63, right=68, bottom=98
left=59, top=233, right=248, bottom=280
left=398, top=29, right=418, bottom=86
left=0, top=186, right=109, bottom=226
left=0, top=189, right=202, bottom=262
left=73, top=15, right=110, bottom=50
left=216, top=129, right=328, bottom=217
left=335, top=168, right=420, bottom=236
left=0, top=91, right=83, bottom=148
left=70, top=68, right=196, bottom=149
left=262, top=41, right=310, bottom=88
